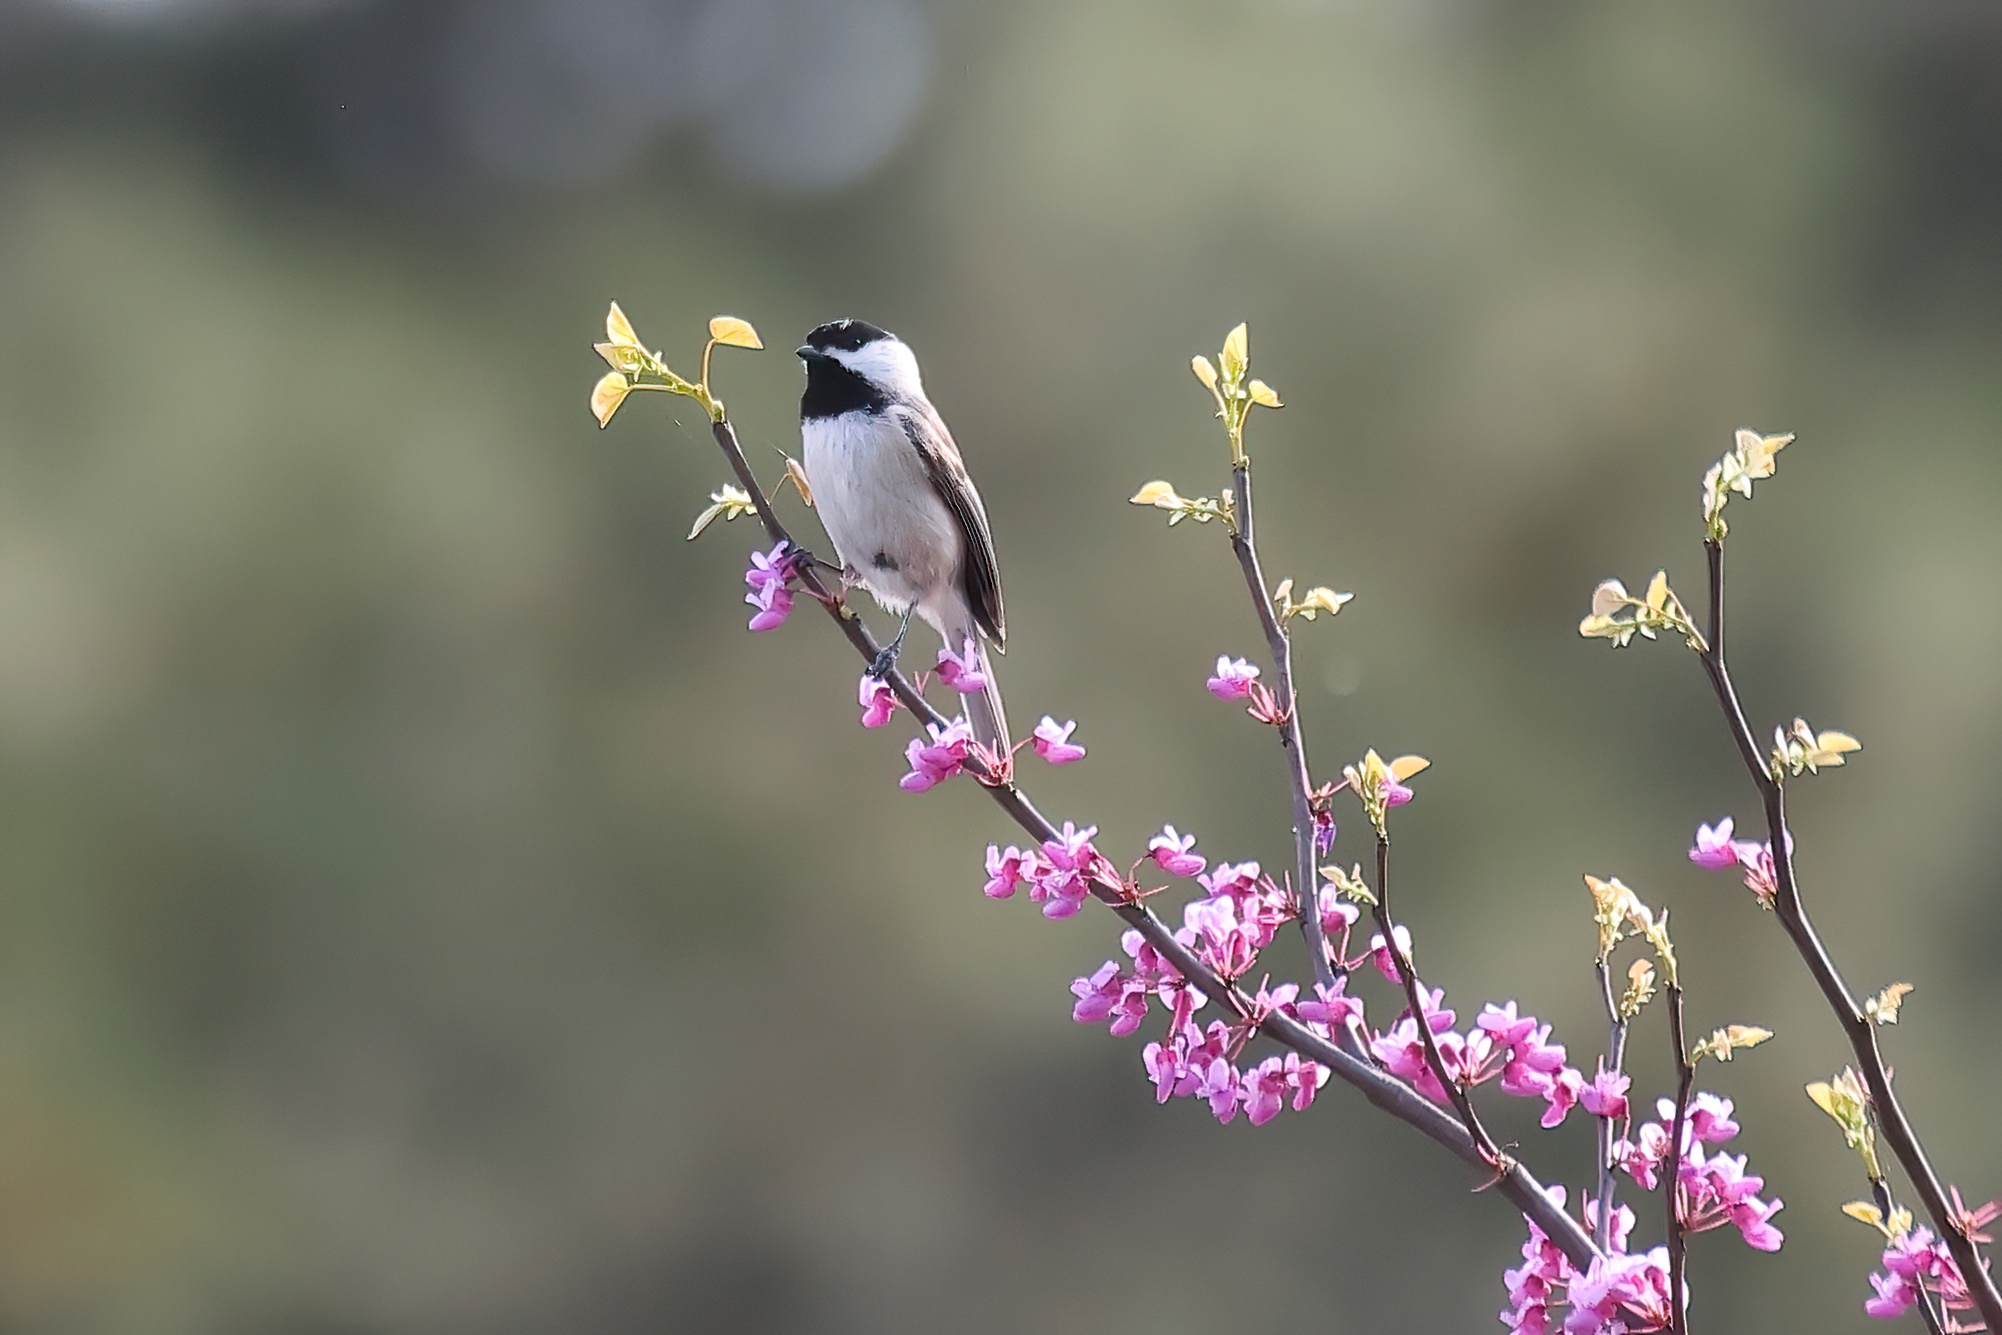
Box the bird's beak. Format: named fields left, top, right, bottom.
left=795, top=345, right=820, bottom=361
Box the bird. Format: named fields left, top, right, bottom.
left=796, top=319, right=1010, bottom=752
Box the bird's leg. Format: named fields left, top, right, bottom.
left=869, top=608, right=915, bottom=679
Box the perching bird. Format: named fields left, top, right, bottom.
left=796, top=319, right=1009, bottom=751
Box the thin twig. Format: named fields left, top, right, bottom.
left=704, top=415, right=1602, bottom=1270
left=1870, top=1177, right=1949, bottom=1335
left=1369, top=834, right=1507, bottom=1169
left=1664, top=981, right=1693, bottom=1335
left=1228, top=460, right=1336, bottom=997
left=1592, top=958, right=1631, bottom=1251
left=1697, top=538, right=2002, bottom=1332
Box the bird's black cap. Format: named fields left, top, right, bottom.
left=799, top=319, right=892, bottom=356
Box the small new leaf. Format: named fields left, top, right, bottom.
left=1578, top=571, right=1706, bottom=652
left=1702, top=427, right=1795, bottom=540
left=708, top=315, right=764, bottom=349
left=687, top=484, right=756, bottom=540
left=1806, top=1067, right=1882, bottom=1181
left=784, top=457, right=815, bottom=507
left=1273, top=579, right=1355, bottom=623
left=1771, top=717, right=1863, bottom=777
left=606, top=301, right=644, bottom=351
left=1129, top=479, right=1234, bottom=529
left=1248, top=378, right=1283, bottom=408
left=1191, top=355, right=1218, bottom=390
left=1617, top=958, right=1657, bottom=1021
left=1220, top=323, right=1249, bottom=383
left=1864, top=982, right=1913, bottom=1025
left=591, top=371, right=631, bottom=428
left=1691, top=1024, right=1773, bottom=1063
left=1321, top=862, right=1375, bottom=907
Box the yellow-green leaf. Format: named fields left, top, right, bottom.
left=1864, top=982, right=1913, bottom=1025
left=1130, top=480, right=1186, bottom=509
left=709, top=315, right=764, bottom=349
left=606, top=301, right=643, bottom=350
left=1248, top=378, right=1283, bottom=408
left=1388, top=755, right=1429, bottom=781
left=1220, top=323, right=1248, bottom=382
left=591, top=371, right=630, bottom=427
left=1645, top=570, right=1671, bottom=612
left=1842, top=1201, right=1884, bottom=1229
left=1590, top=578, right=1630, bottom=619
left=785, top=457, right=815, bottom=507
left=1191, top=355, right=1218, bottom=389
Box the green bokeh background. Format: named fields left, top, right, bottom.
left=1, top=1, right=1999, bottom=1329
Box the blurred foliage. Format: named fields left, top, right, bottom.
left=2, top=0, right=2002, bottom=1330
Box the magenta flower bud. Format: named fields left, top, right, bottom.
left=1031, top=716, right=1087, bottom=765
left=934, top=639, right=989, bottom=695
left=858, top=674, right=899, bottom=728
left=1147, top=826, right=1206, bottom=878
left=1206, top=655, right=1261, bottom=700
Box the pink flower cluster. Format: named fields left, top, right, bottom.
left=1504, top=1188, right=1674, bottom=1334
left=1032, top=717, right=1086, bottom=765
left=1865, top=1226, right=1980, bottom=1324
left=743, top=541, right=799, bottom=631
left=1687, top=818, right=1784, bottom=907
left=901, top=718, right=976, bottom=791
left=984, top=822, right=1110, bottom=919
left=1613, top=1096, right=1782, bottom=1252
left=1371, top=996, right=1585, bottom=1125
left=934, top=640, right=988, bottom=694
left=1206, top=655, right=1261, bottom=700
left=858, top=673, right=899, bottom=728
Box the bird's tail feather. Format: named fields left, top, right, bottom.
left=961, top=635, right=1010, bottom=755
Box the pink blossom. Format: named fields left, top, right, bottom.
left=1031, top=716, right=1087, bottom=765
left=1030, top=821, right=1102, bottom=919
left=858, top=674, right=899, bottom=728
left=1147, top=826, right=1206, bottom=877
left=983, top=844, right=1034, bottom=899
left=1206, top=655, right=1261, bottom=700
left=743, top=542, right=799, bottom=631
left=1688, top=817, right=1759, bottom=871
left=1313, top=807, right=1337, bottom=853
left=1579, top=1062, right=1630, bottom=1120
left=1865, top=1226, right=1976, bottom=1322
left=1181, top=895, right=1260, bottom=978
left=1369, top=924, right=1413, bottom=981
left=900, top=717, right=975, bottom=791
left=1297, top=977, right=1365, bottom=1033
left=1382, top=777, right=1414, bottom=807
left=1686, top=1092, right=1740, bottom=1144
left=934, top=639, right=988, bottom=694
left=1196, top=1055, right=1241, bottom=1123
left=1241, top=1057, right=1290, bottom=1126
left=1561, top=1247, right=1673, bottom=1333
left=1502, top=1187, right=1575, bottom=1335
left=1540, top=1067, right=1583, bottom=1129
left=1315, top=884, right=1359, bottom=942
left=1070, top=962, right=1122, bottom=1024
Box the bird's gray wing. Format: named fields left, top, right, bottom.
left=894, top=402, right=1006, bottom=648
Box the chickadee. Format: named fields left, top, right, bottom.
left=796, top=320, right=1010, bottom=751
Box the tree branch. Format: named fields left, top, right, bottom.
left=1228, top=460, right=1336, bottom=996
left=1697, top=538, right=2002, bottom=1332
left=705, top=414, right=1602, bottom=1272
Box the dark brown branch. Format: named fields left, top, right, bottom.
left=705, top=415, right=1602, bottom=1271
left=1697, top=537, right=2002, bottom=1332
left=1369, top=834, right=1506, bottom=1169
left=1665, top=982, right=1693, bottom=1335
left=1228, top=461, right=1336, bottom=996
